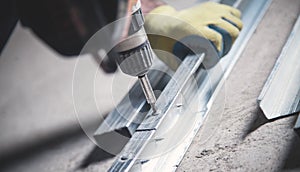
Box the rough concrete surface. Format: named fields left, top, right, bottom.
left=0, top=0, right=300, bottom=172
left=178, top=0, right=300, bottom=171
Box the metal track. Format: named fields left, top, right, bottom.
left=130, top=1, right=272, bottom=171
left=94, top=64, right=171, bottom=155
left=258, top=15, right=300, bottom=120
left=94, top=0, right=272, bottom=171
left=109, top=54, right=205, bottom=171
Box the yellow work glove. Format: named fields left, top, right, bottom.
left=144, top=2, right=243, bottom=70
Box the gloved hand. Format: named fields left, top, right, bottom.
left=144, top=2, right=243, bottom=69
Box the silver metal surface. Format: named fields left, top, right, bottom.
left=95, top=0, right=272, bottom=171
left=138, top=75, right=157, bottom=112
left=109, top=54, right=205, bottom=172
left=133, top=1, right=272, bottom=171
left=258, top=15, right=300, bottom=120
left=94, top=65, right=170, bottom=155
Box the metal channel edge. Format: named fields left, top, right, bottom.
left=258, top=15, right=300, bottom=120
left=94, top=0, right=272, bottom=171
left=93, top=63, right=172, bottom=155
left=113, top=0, right=272, bottom=171
left=134, top=0, right=273, bottom=171
left=108, top=54, right=205, bottom=172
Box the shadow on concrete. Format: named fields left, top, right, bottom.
left=295, top=128, right=300, bottom=137
left=0, top=124, right=84, bottom=171
left=242, top=107, right=300, bottom=170
left=242, top=107, right=299, bottom=139
left=281, top=133, right=300, bottom=171
left=242, top=107, right=270, bottom=139
left=0, top=114, right=105, bottom=171
left=78, top=146, right=114, bottom=169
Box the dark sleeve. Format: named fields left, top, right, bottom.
left=0, top=0, right=18, bottom=54
left=16, top=0, right=118, bottom=56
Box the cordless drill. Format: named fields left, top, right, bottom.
left=114, top=0, right=157, bottom=112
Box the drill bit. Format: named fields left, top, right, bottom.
left=138, top=74, right=157, bottom=112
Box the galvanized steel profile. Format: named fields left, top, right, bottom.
left=258, top=15, right=300, bottom=120
left=94, top=0, right=272, bottom=171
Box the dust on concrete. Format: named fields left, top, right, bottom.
left=178, top=0, right=300, bottom=171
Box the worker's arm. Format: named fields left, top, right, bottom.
left=141, top=1, right=243, bottom=69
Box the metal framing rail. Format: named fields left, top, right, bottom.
left=109, top=54, right=205, bottom=171
left=94, top=0, right=272, bottom=171
left=258, top=15, right=300, bottom=120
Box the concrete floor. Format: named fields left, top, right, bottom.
left=0, top=0, right=300, bottom=171
left=178, top=0, right=300, bottom=171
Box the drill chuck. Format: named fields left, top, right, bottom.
left=117, top=41, right=153, bottom=76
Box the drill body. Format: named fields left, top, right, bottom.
left=114, top=0, right=157, bottom=112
